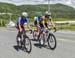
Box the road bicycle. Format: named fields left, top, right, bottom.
left=38, top=28, right=57, bottom=50
left=16, top=29, right=32, bottom=53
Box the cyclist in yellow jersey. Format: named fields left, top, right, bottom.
left=36, top=12, right=56, bottom=45
left=44, top=11, right=56, bottom=30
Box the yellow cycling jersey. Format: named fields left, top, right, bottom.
left=44, top=18, right=49, bottom=23
left=39, top=20, right=44, bottom=24
left=44, top=16, right=52, bottom=23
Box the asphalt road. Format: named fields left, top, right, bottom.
left=0, top=28, right=75, bottom=58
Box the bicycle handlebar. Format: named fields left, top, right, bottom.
left=25, top=29, right=33, bottom=34
left=45, top=27, right=57, bottom=33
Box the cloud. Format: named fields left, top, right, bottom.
left=0, top=0, right=74, bottom=7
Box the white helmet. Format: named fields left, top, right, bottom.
left=22, top=12, right=28, bottom=17
left=34, top=16, right=37, bottom=20
left=45, top=11, right=51, bottom=15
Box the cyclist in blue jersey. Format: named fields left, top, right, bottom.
left=16, top=12, right=31, bottom=47
left=16, top=12, right=31, bottom=41
left=16, top=12, right=30, bottom=32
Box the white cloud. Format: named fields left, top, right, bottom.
left=0, top=0, right=74, bottom=8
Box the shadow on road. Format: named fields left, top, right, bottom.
left=13, top=45, right=25, bottom=52
left=34, top=43, right=51, bottom=50
left=13, top=45, right=19, bottom=51
left=33, top=43, right=48, bottom=49
left=30, top=39, right=38, bottom=41
left=34, top=43, right=42, bottom=48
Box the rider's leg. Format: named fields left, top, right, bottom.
left=36, top=25, right=39, bottom=35
left=17, top=31, right=22, bottom=41
left=37, top=25, right=40, bottom=33
left=40, top=27, right=45, bottom=45
left=17, top=26, right=24, bottom=41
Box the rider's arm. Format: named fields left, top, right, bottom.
left=36, top=18, right=40, bottom=28
left=49, top=16, right=56, bottom=28
left=27, top=23, right=30, bottom=30
left=37, top=19, right=41, bottom=32
left=26, top=18, right=30, bottom=30
left=50, top=19, right=56, bottom=27
left=37, top=23, right=41, bottom=32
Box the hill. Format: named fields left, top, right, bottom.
left=0, top=3, right=75, bottom=21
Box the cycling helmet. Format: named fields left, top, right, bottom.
left=45, top=11, right=51, bottom=16
left=22, top=12, right=28, bottom=17
left=38, top=12, right=42, bottom=17
left=34, top=16, right=37, bottom=20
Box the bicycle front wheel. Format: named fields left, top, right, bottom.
left=33, top=31, right=38, bottom=40
left=47, top=33, right=57, bottom=50
left=38, top=34, right=45, bottom=46
left=23, top=36, right=32, bottom=53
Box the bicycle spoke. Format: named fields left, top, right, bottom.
left=48, top=34, right=56, bottom=50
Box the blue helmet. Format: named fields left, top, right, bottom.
left=38, top=12, right=42, bottom=17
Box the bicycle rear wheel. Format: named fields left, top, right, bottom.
left=47, top=33, right=57, bottom=50
left=23, top=35, right=32, bottom=53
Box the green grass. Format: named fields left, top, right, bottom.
left=53, top=18, right=75, bottom=21
left=57, top=24, right=75, bottom=31
left=29, top=18, right=75, bottom=22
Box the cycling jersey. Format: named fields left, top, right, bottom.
left=16, top=16, right=29, bottom=29
left=44, top=16, right=52, bottom=28
left=39, top=19, right=44, bottom=27
left=44, top=18, right=49, bottom=23
left=39, top=19, right=45, bottom=32
left=17, top=16, right=29, bottom=26
left=34, top=16, right=44, bottom=32
left=44, top=16, right=52, bottom=23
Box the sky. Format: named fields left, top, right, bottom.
left=0, top=0, right=75, bottom=7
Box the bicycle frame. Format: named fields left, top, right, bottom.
left=16, top=29, right=32, bottom=53
left=39, top=28, right=55, bottom=43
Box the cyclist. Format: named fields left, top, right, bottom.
left=35, top=13, right=46, bottom=45
left=44, top=11, right=56, bottom=31
left=34, top=13, right=44, bottom=33
left=37, top=11, right=56, bottom=45
left=16, top=12, right=30, bottom=41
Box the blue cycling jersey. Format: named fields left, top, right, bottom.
left=17, top=16, right=29, bottom=26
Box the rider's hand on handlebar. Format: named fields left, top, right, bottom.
left=54, top=27, right=57, bottom=32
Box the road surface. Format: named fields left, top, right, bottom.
left=0, top=28, right=75, bottom=58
